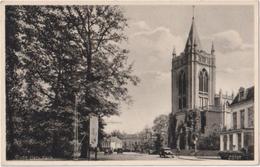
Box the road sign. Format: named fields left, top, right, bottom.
left=89, top=115, right=99, bottom=148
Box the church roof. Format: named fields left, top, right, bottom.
left=184, top=17, right=202, bottom=53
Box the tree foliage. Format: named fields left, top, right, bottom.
left=197, top=124, right=220, bottom=150
left=110, top=130, right=126, bottom=139
left=138, top=127, right=154, bottom=152
left=152, top=114, right=169, bottom=147
left=154, top=133, right=163, bottom=153
left=6, top=6, right=25, bottom=159
left=6, top=5, right=139, bottom=159
left=152, top=114, right=169, bottom=134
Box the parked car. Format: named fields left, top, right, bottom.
left=104, top=148, right=113, bottom=155
left=123, top=148, right=131, bottom=152
left=159, top=147, right=174, bottom=158
left=148, top=149, right=157, bottom=155
left=117, top=148, right=123, bottom=154
left=218, top=146, right=254, bottom=160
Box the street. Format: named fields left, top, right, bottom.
left=31, top=151, right=246, bottom=162
left=87, top=152, right=234, bottom=161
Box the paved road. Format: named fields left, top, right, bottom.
left=90, top=152, right=227, bottom=161
left=95, top=152, right=165, bottom=160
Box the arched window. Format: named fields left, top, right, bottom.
left=199, top=69, right=209, bottom=93
left=178, top=73, right=183, bottom=95
left=199, top=71, right=203, bottom=92
left=178, top=71, right=186, bottom=109
left=204, top=71, right=208, bottom=92
left=199, top=69, right=209, bottom=109
left=182, top=73, right=186, bottom=95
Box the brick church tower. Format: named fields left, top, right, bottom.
left=168, top=13, right=233, bottom=150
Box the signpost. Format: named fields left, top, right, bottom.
left=89, top=115, right=99, bottom=160
left=73, top=92, right=99, bottom=161
left=89, top=115, right=99, bottom=147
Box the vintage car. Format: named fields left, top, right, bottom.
left=116, top=148, right=123, bottom=154
left=104, top=148, right=113, bottom=155
left=159, top=147, right=174, bottom=158
left=148, top=149, right=157, bottom=155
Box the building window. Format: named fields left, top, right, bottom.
left=198, top=69, right=209, bottom=109
left=199, top=96, right=208, bottom=109
left=204, top=72, right=208, bottom=92
left=238, top=87, right=245, bottom=101
left=178, top=73, right=182, bottom=95
left=203, top=98, right=208, bottom=107
left=223, top=135, right=227, bottom=150
left=229, top=134, right=233, bottom=151
left=238, top=133, right=242, bottom=149
left=239, top=91, right=244, bottom=100
left=248, top=107, right=254, bottom=127
left=233, top=112, right=237, bottom=129
left=199, top=72, right=203, bottom=92
left=244, top=132, right=254, bottom=148
left=178, top=71, right=186, bottom=109
left=183, top=73, right=186, bottom=95
left=199, top=69, right=209, bottom=93
left=240, top=110, right=245, bottom=129
left=199, top=97, right=203, bottom=108
left=179, top=98, right=182, bottom=109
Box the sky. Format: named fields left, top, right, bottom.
left=104, top=5, right=255, bottom=134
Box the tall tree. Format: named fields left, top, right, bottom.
left=5, top=6, right=25, bottom=160
left=15, top=6, right=77, bottom=158
left=6, top=5, right=139, bottom=159
left=57, top=6, right=139, bottom=157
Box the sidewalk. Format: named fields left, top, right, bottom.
left=177, top=156, right=200, bottom=161
left=178, top=155, right=220, bottom=160
left=197, top=156, right=221, bottom=160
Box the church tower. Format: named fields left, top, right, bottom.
left=171, top=15, right=216, bottom=115
left=169, top=9, right=218, bottom=150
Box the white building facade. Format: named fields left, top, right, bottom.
left=219, top=87, right=254, bottom=151
left=101, top=136, right=123, bottom=151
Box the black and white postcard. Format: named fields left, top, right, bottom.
left=1, top=0, right=259, bottom=166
